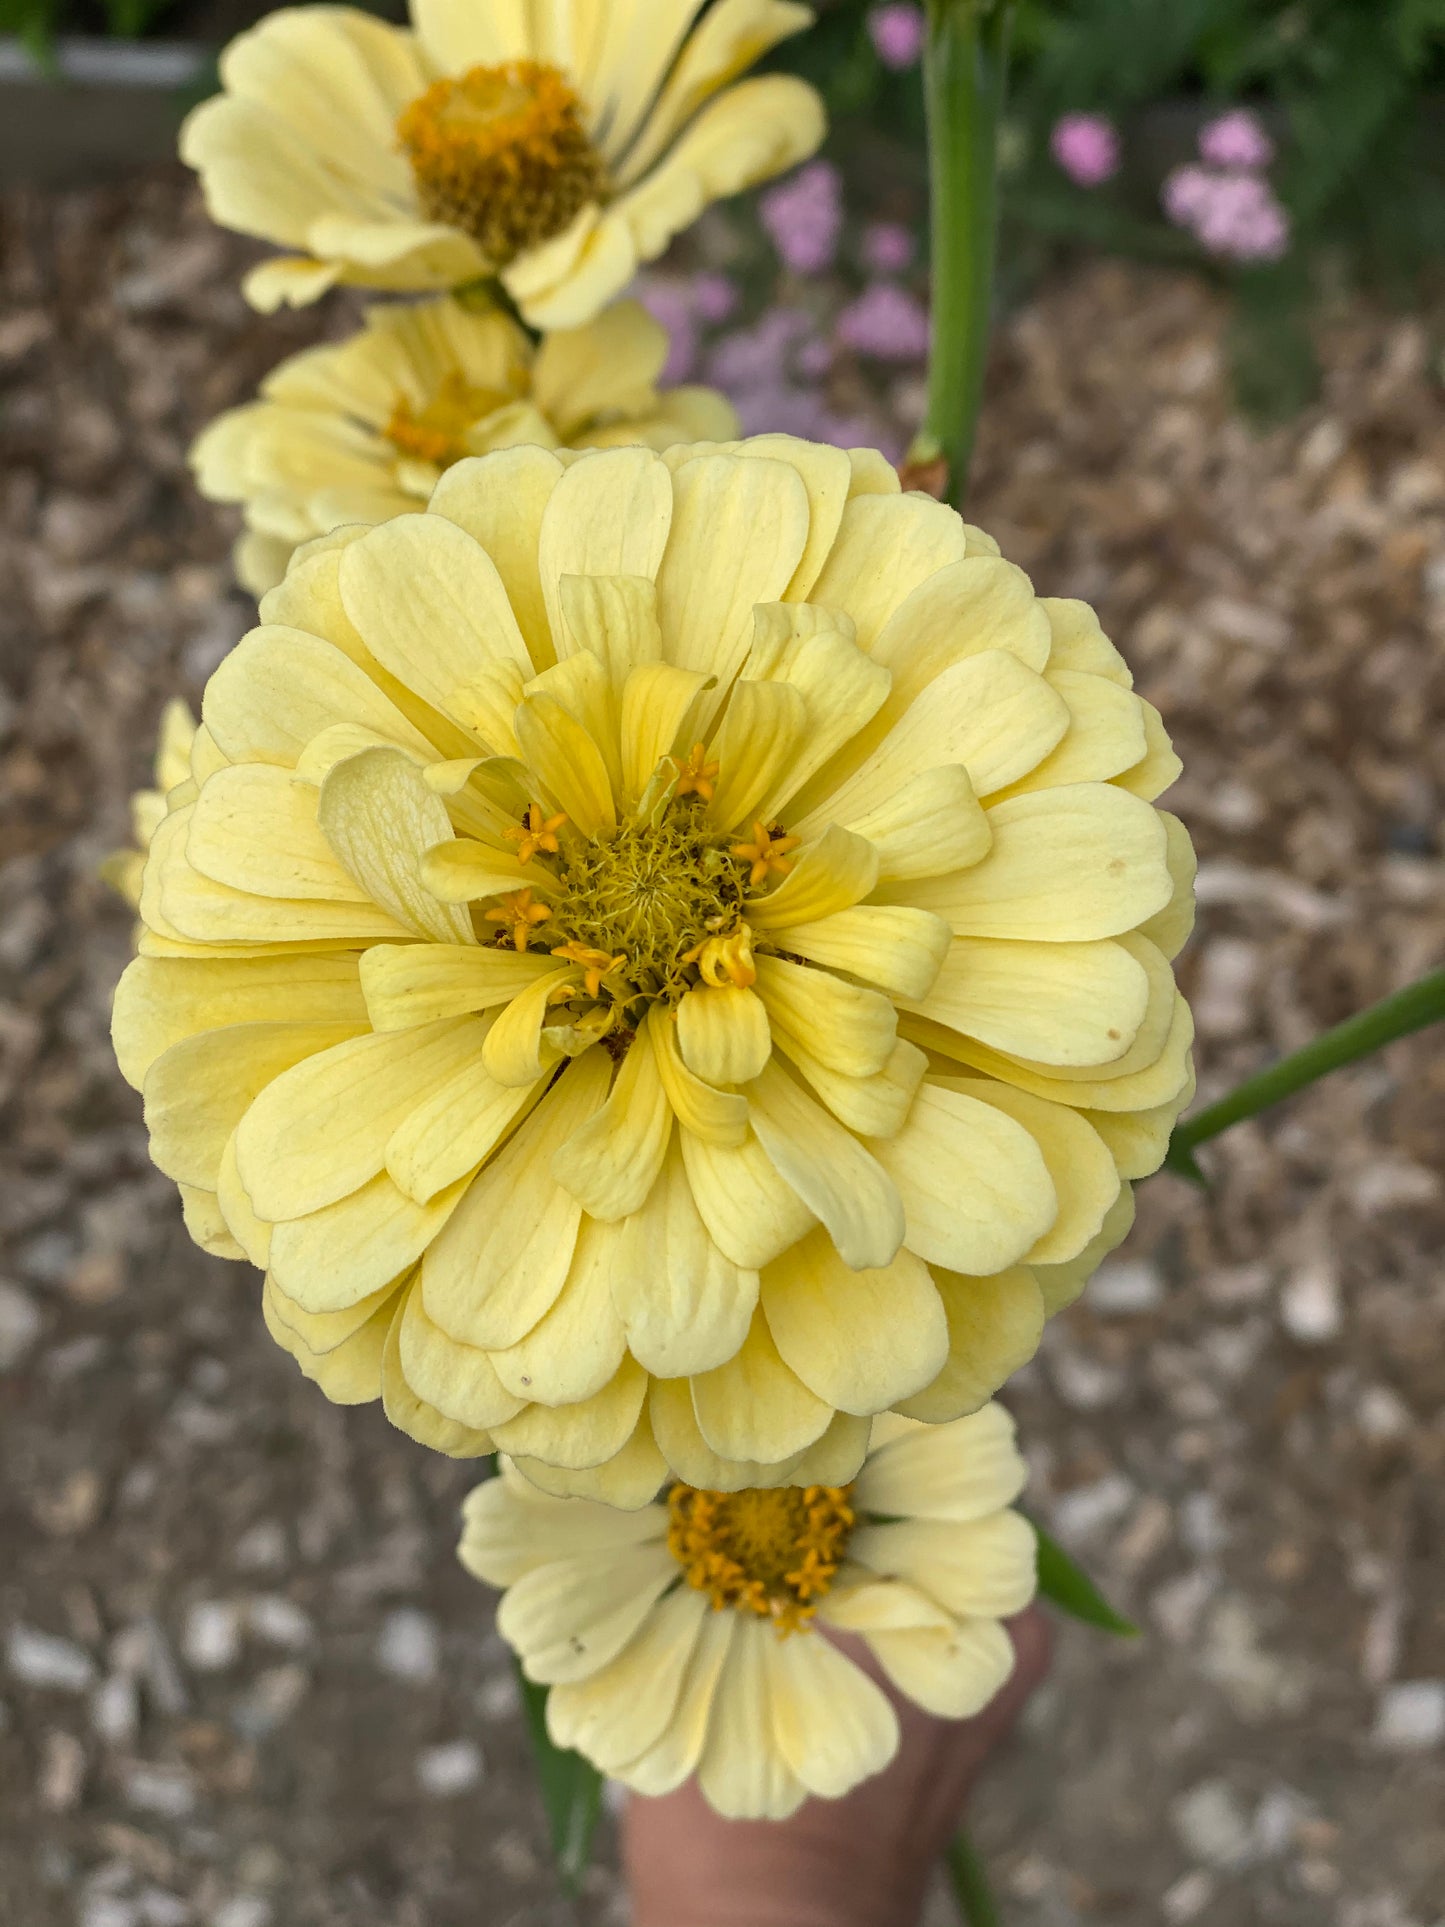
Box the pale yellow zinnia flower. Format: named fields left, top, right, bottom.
left=459, top=1403, right=1037, bottom=1818
left=179, top=0, right=825, bottom=326
left=100, top=698, right=198, bottom=909
left=192, top=295, right=740, bottom=595
left=111, top=436, right=1195, bottom=1501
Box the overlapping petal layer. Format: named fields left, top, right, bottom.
left=114, top=436, right=1194, bottom=1498
left=192, top=296, right=738, bottom=594
left=460, top=1403, right=1037, bottom=1818
left=180, top=0, right=825, bottom=325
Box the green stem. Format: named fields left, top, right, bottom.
left=946, top=1829, right=1002, bottom=1927
left=1165, top=968, right=1445, bottom=1178
left=921, top=0, right=1014, bottom=507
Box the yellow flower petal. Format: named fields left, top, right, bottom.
left=894, top=1266, right=1046, bottom=1423
left=499, top=1538, right=681, bottom=1687
left=381, top=1298, right=497, bottom=1458
left=458, top=1463, right=664, bottom=1591
left=861, top=1618, right=1016, bottom=1722
left=770, top=904, right=950, bottom=1002
left=547, top=1585, right=708, bottom=1775
left=538, top=448, right=673, bottom=650
left=753, top=955, right=896, bottom=1078
left=491, top=1214, right=631, bottom=1406
left=490, top=1353, right=649, bottom=1471
left=761, top=1226, right=947, bottom=1414
left=745, top=824, right=879, bottom=930
left=186, top=764, right=367, bottom=902
left=428, top=446, right=564, bottom=671
left=551, top=1013, right=673, bottom=1220
left=676, top=984, right=771, bottom=1087
left=422, top=1051, right=609, bottom=1348
left=615, top=1606, right=736, bottom=1796
left=396, top=1277, right=525, bottom=1431
left=869, top=1081, right=1056, bottom=1276
left=513, top=689, right=616, bottom=833
left=695, top=1617, right=807, bottom=1821
left=657, top=451, right=811, bottom=698
left=690, top=1304, right=833, bottom=1463
left=511, top=1405, right=669, bottom=1510
left=765, top=1630, right=899, bottom=1802
left=809, top=490, right=971, bottom=653
left=907, top=935, right=1152, bottom=1068
left=235, top=1017, right=485, bottom=1222
left=747, top=1059, right=904, bottom=1272
left=1113, top=697, right=1182, bottom=801
left=837, top=765, right=991, bottom=884
left=914, top=782, right=1172, bottom=940
left=144, top=1019, right=359, bottom=1191
left=263, top=1275, right=393, bottom=1405
left=856, top=1403, right=1027, bottom=1522
left=318, top=746, right=476, bottom=943
left=610, top=1141, right=759, bottom=1377
left=268, top=1170, right=471, bottom=1313
left=1040, top=595, right=1132, bottom=685
left=385, top=1032, right=543, bottom=1204
left=359, top=942, right=551, bottom=1031
left=653, top=1015, right=749, bottom=1145
left=706, top=678, right=808, bottom=832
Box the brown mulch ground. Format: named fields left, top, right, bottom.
left=1, top=171, right=1442, bottom=1927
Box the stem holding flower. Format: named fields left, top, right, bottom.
left=918, top=0, right=1015, bottom=507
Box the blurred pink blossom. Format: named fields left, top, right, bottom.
left=861, top=221, right=916, bottom=273
left=759, top=159, right=844, bottom=275
left=691, top=272, right=739, bottom=324
left=636, top=280, right=699, bottom=382
left=868, top=4, right=925, bottom=70
left=1163, top=165, right=1290, bottom=263
left=1050, top=113, right=1121, bottom=187
left=836, top=282, right=930, bottom=361
left=1199, top=108, right=1274, bottom=171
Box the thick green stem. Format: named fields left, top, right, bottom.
left=1165, top=968, right=1445, bottom=1179
left=921, top=0, right=1013, bottom=506
left=946, top=1829, right=1002, bottom=1926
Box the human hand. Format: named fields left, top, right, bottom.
left=622, top=1607, right=1051, bottom=1927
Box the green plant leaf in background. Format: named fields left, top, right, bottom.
left=1033, top=1523, right=1139, bottom=1636
left=515, top=1662, right=604, bottom=1896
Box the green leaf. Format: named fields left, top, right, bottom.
left=1032, top=1523, right=1138, bottom=1637
left=946, top=1828, right=1002, bottom=1927
left=515, top=1663, right=604, bottom=1896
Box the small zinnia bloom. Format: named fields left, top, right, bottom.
left=191, top=296, right=737, bottom=595
left=179, top=0, right=825, bottom=326
left=113, top=436, right=1195, bottom=1501
left=759, top=159, right=844, bottom=276
left=459, top=1403, right=1037, bottom=1818
left=101, top=698, right=198, bottom=910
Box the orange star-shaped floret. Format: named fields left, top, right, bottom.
left=682, top=922, right=757, bottom=990
left=673, top=742, right=720, bottom=803
left=551, top=941, right=627, bottom=998
left=484, top=887, right=552, bottom=951
left=504, top=803, right=568, bottom=865
left=731, top=820, right=801, bottom=889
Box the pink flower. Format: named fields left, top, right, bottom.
left=1050, top=113, right=1121, bottom=188
left=1199, top=109, right=1274, bottom=171
left=868, top=4, right=925, bottom=71
left=1163, top=166, right=1290, bottom=264
left=636, top=279, right=699, bottom=382
left=759, top=159, right=844, bottom=275
left=836, top=282, right=930, bottom=362
left=691, top=273, right=739, bottom=324
left=861, top=221, right=915, bottom=274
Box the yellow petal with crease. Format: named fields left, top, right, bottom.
left=537, top=447, right=673, bottom=651
left=906, top=936, right=1150, bottom=1067
left=422, top=1052, right=609, bottom=1349
left=269, top=1169, right=471, bottom=1311
left=386, top=1035, right=543, bottom=1203
left=491, top=1354, right=650, bottom=1472
left=761, top=1226, right=946, bottom=1414
left=677, top=984, right=771, bottom=1086
left=679, top=1127, right=815, bottom=1271
left=746, top=824, right=878, bottom=930
left=397, top=1277, right=524, bottom=1430
left=747, top=1059, right=903, bottom=1271
left=359, top=943, right=551, bottom=1030
left=771, top=905, right=950, bottom=1002
left=753, top=954, right=896, bottom=1076
left=427, top=445, right=563, bottom=670
left=491, top=1215, right=630, bottom=1405
left=482, top=966, right=579, bottom=1088
left=620, top=662, right=710, bottom=800
left=837, top=765, right=990, bottom=883
left=187, top=764, right=368, bottom=901
left=514, top=691, right=615, bottom=833
left=551, top=1013, right=671, bottom=1219
left=808, top=492, right=970, bottom=652
left=706, top=679, right=807, bottom=832
left=652, top=1014, right=748, bottom=1144
left=318, top=746, right=475, bottom=943
left=868, top=1082, right=1055, bottom=1276
left=690, top=1303, right=832, bottom=1462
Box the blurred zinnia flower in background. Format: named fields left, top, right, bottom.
left=460, top=1404, right=1036, bottom=1817
left=836, top=282, right=931, bottom=362
left=867, top=4, right=925, bottom=71
left=180, top=0, right=824, bottom=325
left=191, top=298, right=737, bottom=594
left=1050, top=113, right=1121, bottom=189
left=1198, top=108, right=1274, bottom=171
left=113, top=436, right=1194, bottom=1503
left=1164, top=165, right=1290, bottom=263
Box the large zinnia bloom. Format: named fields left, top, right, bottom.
left=459, top=1403, right=1037, bottom=1818
left=179, top=0, right=824, bottom=325
left=193, top=295, right=738, bottom=594
left=112, top=436, right=1194, bottom=1501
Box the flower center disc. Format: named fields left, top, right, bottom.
left=667, top=1483, right=856, bottom=1633
left=384, top=371, right=502, bottom=468
left=548, top=808, right=750, bottom=1003
left=396, top=60, right=606, bottom=264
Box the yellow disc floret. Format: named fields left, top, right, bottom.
left=396, top=60, right=606, bottom=265
left=668, top=1483, right=857, bottom=1634
left=384, top=370, right=510, bottom=467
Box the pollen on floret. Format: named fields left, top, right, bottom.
left=667, top=1483, right=856, bottom=1635
left=383, top=371, right=509, bottom=468
left=396, top=60, right=606, bottom=265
